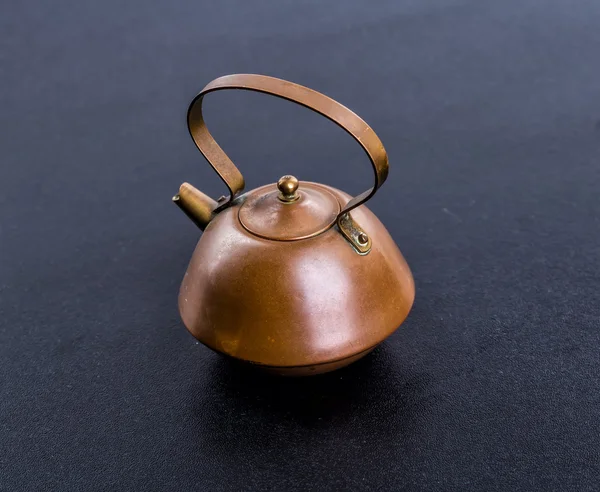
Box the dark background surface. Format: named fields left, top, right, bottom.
left=2, top=0, right=600, bottom=490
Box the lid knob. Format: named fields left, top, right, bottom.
left=277, top=175, right=300, bottom=202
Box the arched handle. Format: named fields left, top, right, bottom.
left=187, top=74, right=389, bottom=253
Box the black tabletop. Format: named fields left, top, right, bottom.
left=2, top=1, right=600, bottom=490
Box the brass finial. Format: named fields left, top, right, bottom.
left=277, top=175, right=300, bottom=202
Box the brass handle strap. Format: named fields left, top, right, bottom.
left=187, top=74, right=389, bottom=222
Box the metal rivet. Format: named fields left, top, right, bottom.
left=357, top=233, right=369, bottom=245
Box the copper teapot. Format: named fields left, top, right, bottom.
left=173, top=74, right=414, bottom=375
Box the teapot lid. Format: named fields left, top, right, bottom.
left=238, top=175, right=340, bottom=241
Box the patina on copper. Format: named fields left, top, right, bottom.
left=174, top=74, right=415, bottom=375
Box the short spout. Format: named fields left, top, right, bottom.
left=172, top=182, right=218, bottom=230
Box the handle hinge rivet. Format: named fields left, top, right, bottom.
left=358, top=233, right=369, bottom=245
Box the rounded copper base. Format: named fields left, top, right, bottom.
left=246, top=346, right=376, bottom=376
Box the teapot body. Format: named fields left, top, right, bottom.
left=174, top=74, right=415, bottom=375
left=179, top=183, right=414, bottom=375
